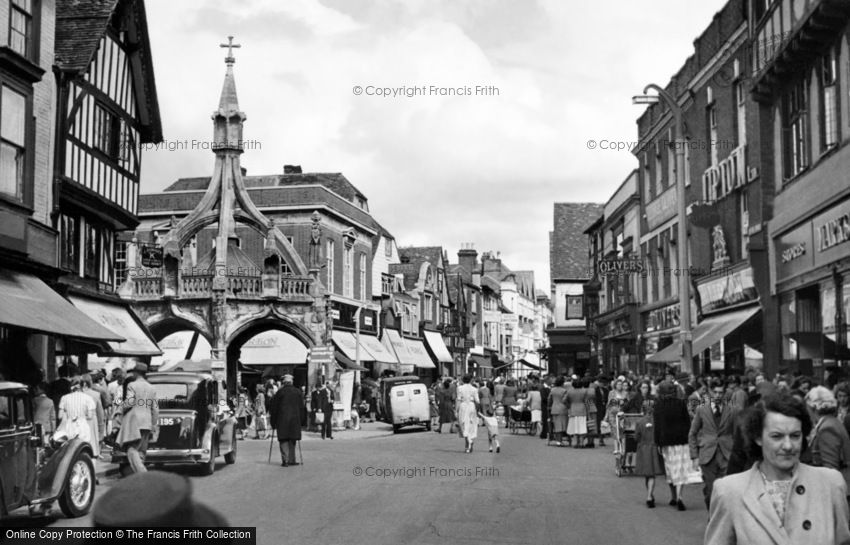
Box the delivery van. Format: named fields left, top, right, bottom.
left=381, top=377, right=431, bottom=433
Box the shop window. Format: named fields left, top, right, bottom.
left=822, top=282, right=837, bottom=360
left=780, top=292, right=797, bottom=363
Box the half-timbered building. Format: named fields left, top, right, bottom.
left=51, top=0, right=162, bottom=366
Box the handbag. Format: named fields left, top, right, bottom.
left=684, top=463, right=703, bottom=485
left=600, top=420, right=612, bottom=436
left=314, top=412, right=325, bottom=424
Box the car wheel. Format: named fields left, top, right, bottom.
left=224, top=430, right=237, bottom=465
left=425, top=422, right=432, bottom=432
left=200, top=436, right=217, bottom=476
left=59, top=452, right=95, bottom=518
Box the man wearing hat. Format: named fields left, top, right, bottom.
left=269, top=374, right=304, bottom=466
left=117, top=362, right=159, bottom=474
left=93, top=471, right=228, bottom=527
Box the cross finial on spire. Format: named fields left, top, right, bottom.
left=220, top=36, right=241, bottom=64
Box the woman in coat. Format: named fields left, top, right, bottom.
left=806, top=386, right=850, bottom=495
left=566, top=378, right=591, bottom=448
left=549, top=376, right=569, bottom=446
left=456, top=374, right=480, bottom=453
left=437, top=379, right=455, bottom=433
left=653, top=380, right=691, bottom=511
left=705, top=392, right=850, bottom=545
left=501, top=380, right=518, bottom=412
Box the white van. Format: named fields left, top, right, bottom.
left=388, top=382, right=431, bottom=433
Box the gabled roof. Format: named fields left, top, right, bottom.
left=514, top=271, right=535, bottom=299
left=56, top=0, right=162, bottom=142
left=551, top=203, right=603, bottom=281
left=394, top=246, right=445, bottom=291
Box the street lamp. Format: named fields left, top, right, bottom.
left=633, top=84, right=693, bottom=374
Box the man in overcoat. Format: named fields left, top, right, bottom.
left=117, top=362, right=159, bottom=474
left=316, top=380, right=334, bottom=440
left=689, top=378, right=739, bottom=509
left=270, top=374, right=304, bottom=466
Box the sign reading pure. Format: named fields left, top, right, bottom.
left=817, top=212, right=850, bottom=252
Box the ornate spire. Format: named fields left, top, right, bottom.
left=218, top=36, right=241, bottom=113
left=212, top=36, right=246, bottom=154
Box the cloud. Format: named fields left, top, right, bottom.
left=142, top=0, right=729, bottom=292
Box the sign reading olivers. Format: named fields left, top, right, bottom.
left=597, top=258, right=644, bottom=276
left=818, top=211, right=850, bottom=252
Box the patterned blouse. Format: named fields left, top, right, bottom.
left=758, top=462, right=797, bottom=527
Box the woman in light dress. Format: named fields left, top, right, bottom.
left=456, top=374, right=480, bottom=453
left=57, top=376, right=97, bottom=455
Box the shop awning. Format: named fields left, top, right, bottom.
left=335, top=350, right=368, bottom=371
left=68, top=295, right=161, bottom=356
left=382, top=329, right=408, bottom=363
left=468, top=354, right=492, bottom=368
left=404, top=338, right=436, bottom=368
left=358, top=334, right=398, bottom=364
left=423, top=331, right=453, bottom=363
left=332, top=330, right=365, bottom=361
left=646, top=306, right=760, bottom=363
left=238, top=330, right=308, bottom=365
left=519, top=353, right=543, bottom=371
left=0, top=270, right=124, bottom=342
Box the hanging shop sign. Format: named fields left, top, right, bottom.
left=696, top=266, right=758, bottom=314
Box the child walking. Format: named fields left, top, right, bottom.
left=633, top=399, right=665, bottom=508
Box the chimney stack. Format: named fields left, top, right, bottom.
left=458, top=243, right=478, bottom=286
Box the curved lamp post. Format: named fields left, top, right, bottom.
left=633, top=84, right=693, bottom=374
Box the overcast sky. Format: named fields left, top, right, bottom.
left=141, top=0, right=729, bottom=292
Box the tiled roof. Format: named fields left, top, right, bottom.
left=163, top=173, right=366, bottom=201
left=388, top=262, right=419, bottom=291
left=56, top=0, right=162, bottom=142
left=551, top=203, right=603, bottom=280
left=140, top=173, right=379, bottom=234
left=394, top=247, right=444, bottom=291
left=55, top=0, right=117, bottom=72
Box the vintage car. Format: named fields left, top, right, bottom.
left=0, top=381, right=95, bottom=519
left=111, top=372, right=237, bottom=475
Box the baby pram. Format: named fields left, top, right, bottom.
left=613, top=412, right=642, bottom=477
left=508, top=406, right=538, bottom=435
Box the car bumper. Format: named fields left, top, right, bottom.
left=111, top=448, right=212, bottom=465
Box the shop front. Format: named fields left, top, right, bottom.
left=0, top=269, right=128, bottom=383
left=773, top=197, right=850, bottom=381
left=642, top=301, right=682, bottom=376
left=596, top=303, right=639, bottom=375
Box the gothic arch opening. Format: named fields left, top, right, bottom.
left=227, top=318, right=314, bottom=392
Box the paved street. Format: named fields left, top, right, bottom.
left=30, top=423, right=708, bottom=545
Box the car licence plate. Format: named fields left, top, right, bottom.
left=158, top=417, right=181, bottom=426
